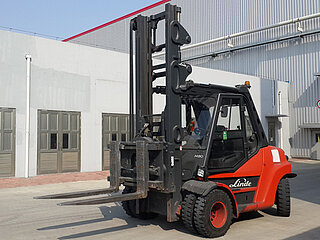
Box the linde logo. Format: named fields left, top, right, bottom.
left=229, top=178, right=252, bottom=188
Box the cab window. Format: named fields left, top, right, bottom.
left=208, top=97, right=245, bottom=169
left=181, top=96, right=216, bottom=143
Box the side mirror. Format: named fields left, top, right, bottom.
left=173, top=125, right=183, bottom=143
left=220, top=106, right=228, bottom=118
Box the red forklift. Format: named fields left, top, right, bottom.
left=36, top=4, right=296, bottom=238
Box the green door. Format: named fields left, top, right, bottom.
left=102, top=113, right=129, bottom=170
left=0, top=108, right=15, bottom=177
left=38, top=110, right=81, bottom=174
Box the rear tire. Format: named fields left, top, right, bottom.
left=194, top=189, right=232, bottom=238
left=181, top=193, right=197, bottom=233
left=121, top=187, right=135, bottom=217
left=276, top=178, right=290, bottom=217
left=121, top=186, right=158, bottom=219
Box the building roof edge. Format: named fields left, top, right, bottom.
left=62, top=0, right=171, bottom=42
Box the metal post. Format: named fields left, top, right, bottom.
left=278, top=91, right=283, bottom=149
left=25, top=54, right=32, bottom=178
left=129, top=20, right=135, bottom=140
left=136, top=141, right=149, bottom=197
left=134, top=15, right=152, bottom=132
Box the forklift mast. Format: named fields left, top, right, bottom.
left=129, top=3, right=192, bottom=142
left=126, top=4, right=192, bottom=221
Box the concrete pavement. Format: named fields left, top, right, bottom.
left=0, top=161, right=319, bottom=240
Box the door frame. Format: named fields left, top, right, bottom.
left=37, top=110, right=81, bottom=174
left=0, top=108, right=16, bottom=177
left=102, top=113, right=129, bottom=171
left=311, top=130, right=320, bottom=160
left=205, top=94, right=248, bottom=174
left=311, top=130, right=320, bottom=146
left=267, top=120, right=276, bottom=147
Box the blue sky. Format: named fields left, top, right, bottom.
left=0, top=0, right=161, bottom=40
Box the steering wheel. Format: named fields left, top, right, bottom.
left=193, top=127, right=206, bottom=136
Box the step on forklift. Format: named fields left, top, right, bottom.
left=36, top=4, right=296, bottom=238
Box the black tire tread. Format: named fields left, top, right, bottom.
left=194, top=197, right=207, bottom=236
left=181, top=193, right=197, bottom=233
left=121, top=187, right=135, bottom=217
left=194, top=189, right=232, bottom=238
left=121, top=186, right=158, bottom=219
left=277, top=178, right=290, bottom=217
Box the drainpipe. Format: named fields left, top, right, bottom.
left=278, top=91, right=282, bottom=115
left=25, top=54, right=32, bottom=178
left=278, top=91, right=283, bottom=149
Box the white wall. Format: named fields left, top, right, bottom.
left=0, top=30, right=129, bottom=177
left=0, top=30, right=290, bottom=177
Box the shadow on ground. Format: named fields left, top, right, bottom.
left=38, top=204, right=187, bottom=239
left=290, top=162, right=320, bottom=205
left=38, top=204, right=270, bottom=239
left=283, top=226, right=320, bottom=240
left=261, top=206, right=278, bottom=216
left=235, top=210, right=265, bottom=222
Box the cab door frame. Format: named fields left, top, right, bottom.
left=204, top=93, right=248, bottom=174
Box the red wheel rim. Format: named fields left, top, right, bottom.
left=210, top=201, right=227, bottom=228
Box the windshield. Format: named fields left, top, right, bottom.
left=181, top=96, right=217, bottom=142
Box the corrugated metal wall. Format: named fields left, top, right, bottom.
left=69, top=3, right=167, bottom=52
left=68, top=0, right=320, bottom=158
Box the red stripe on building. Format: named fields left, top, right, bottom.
left=63, top=0, right=171, bottom=42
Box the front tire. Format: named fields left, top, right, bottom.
left=121, top=186, right=158, bottom=219
left=181, top=193, right=197, bottom=233
left=276, top=178, right=290, bottom=217
left=194, top=189, right=232, bottom=238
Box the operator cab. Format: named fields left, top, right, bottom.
left=178, top=81, right=265, bottom=179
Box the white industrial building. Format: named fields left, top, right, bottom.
left=66, top=0, right=320, bottom=160
left=0, top=0, right=319, bottom=178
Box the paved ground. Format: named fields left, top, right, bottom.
left=0, top=160, right=319, bottom=240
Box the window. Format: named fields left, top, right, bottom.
left=62, top=114, right=69, bottom=131
left=71, top=133, right=78, bottom=149
left=50, top=114, right=58, bottom=131
left=208, top=97, right=245, bottom=170
left=71, top=114, right=78, bottom=131
left=1, top=111, right=14, bottom=152
left=63, top=133, right=69, bottom=149
left=110, top=116, right=118, bottom=131
left=4, top=112, right=12, bottom=130
left=316, top=133, right=320, bottom=143
left=3, top=133, right=12, bottom=151
left=244, top=104, right=258, bottom=156
left=112, top=133, right=117, bottom=141
left=216, top=98, right=241, bottom=131
left=50, top=133, right=57, bottom=149
left=120, top=117, right=127, bottom=131
left=181, top=96, right=217, bottom=142
left=121, top=133, right=127, bottom=141
left=40, top=133, right=47, bottom=150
